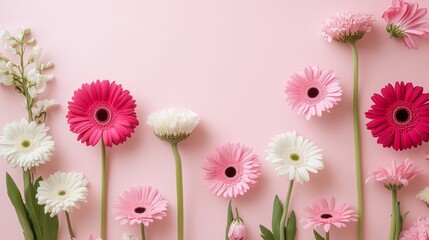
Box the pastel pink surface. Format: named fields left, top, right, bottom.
left=1, top=0, right=429, bottom=239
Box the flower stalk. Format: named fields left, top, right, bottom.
left=141, top=224, right=146, bottom=240
left=101, top=138, right=107, bottom=240
left=171, top=142, right=184, bottom=240
left=65, top=211, right=76, bottom=238
left=280, top=180, right=294, bottom=240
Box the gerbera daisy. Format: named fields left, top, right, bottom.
left=266, top=132, right=323, bottom=184
left=383, top=0, right=429, bottom=49
left=0, top=118, right=55, bottom=170
left=303, top=197, right=357, bottom=233
left=285, top=66, right=342, bottom=120
left=401, top=216, right=429, bottom=240
left=321, top=11, right=375, bottom=43
left=146, top=108, right=200, bottom=144
left=113, top=186, right=167, bottom=226
left=66, top=80, right=139, bottom=147
left=365, top=81, right=429, bottom=151
left=203, top=142, right=261, bottom=198
left=36, top=171, right=88, bottom=217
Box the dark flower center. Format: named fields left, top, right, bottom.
left=134, top=207, right=146, bottom=214
left=307, top=87, right=319, bottom=98
left=320, top=213, right=333, bottom=219
left=290, top=153, right=300, bottom=161
left=393, top=107, right=411, bottom=125
left=225, top=166, right=237, bottom=178
left=21, top=140, right=30, bottom=148
left=58, top=190, right=66, bottom=196
left=94, top=107, right=112, bottom=125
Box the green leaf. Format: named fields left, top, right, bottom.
left=6, top=172, right=35, bottom=240
left=24, top=171, right=43, bottom=239
left=313, top=230, right=325, bottom=240
left=225, top=200, right=233, bottom=240
left=286, top=210, right=297, bottom=240
left=260, top=225, right=275, bottom=240
left=43, top=213, right=58, bottom=240
left=272, top=195, right=283, bottom=240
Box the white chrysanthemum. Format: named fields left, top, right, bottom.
left=0, top=119, right=55, bottom=170
left=146, top=108, right=200, bottom=143
left=266, top=131, right=324, bottom=184
left=122, top=233, right=139, bottom=240
left=36, top=171, right=88, bottom=217
left=417, top=187, right=429, bottom=206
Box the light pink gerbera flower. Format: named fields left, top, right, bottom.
left=113, top=186, right=167, bottom=226
left=401, top=216, right=429, bottom=240
left=383, top=0, right=429, bottom=49
left=367, top=158, right=424, bottom=190
left=321, top=11, right=375, bottom=43
left=66, top=80, right=139, bottom=147
left=285, top=66, right=342, bottom=120
left=302, top=197, right=357, bottom=233
left=203, top=142, right=261, bottom=198
left=365, top=82, right=429, bottom=151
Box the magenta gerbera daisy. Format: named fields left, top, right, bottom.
left=202, top=142, right=261, bottom=198
left=113, top=186, right=167, bottom=226
left=66, top=80, right=139, bottom=147
left=303, top=197, right=357, bottom=233
left=365, top=81, right=429, bottom=151
left=285, top=66, right=342, bottom=120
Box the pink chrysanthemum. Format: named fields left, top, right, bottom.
left=401, top=216, right=429, bottom=240
left=113, top=186, right=167, bottom=226
left=365, top=81, right=429, bottom=151
left=367, top=158, right=424, bottom=190
left=202, top=143, right=261, bottom=198
left=302, top=197, right=357, bottom=233
left=383, top=0, right=429, bottom=49
left=66, top=80, right=139, bottom=147
left=321, top=11, right=375, bottom=43
left=285, top=66, right=342, bottom=120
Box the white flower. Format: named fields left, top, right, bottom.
left=0, top=119, right=55, bottom=170
left=4, top=43, right=17, bottom=55
left=122, top=233, right=139, bottom=240
left=36, top=171, right=88, bottom=217
left=16, top=27, right=30, bottom=41
left=26, top=68, right=54, bottom=97
left=32, top=99, right=57, bottom=116
left=0, top=72, right=13, bottom=86
left=417, top=187, right=429, bottom=206
left=28, top=46, right=42, bottom=63
left=146, top=108, right=200, bottom=143
left=0, top=29, right=11, bottom=40
left=266, top=131, right=324, bottom=184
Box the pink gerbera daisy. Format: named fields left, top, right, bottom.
left=66, top=80, right=139, bottom=147
left=113, top=186, right=167, bottom=226
left=285, top=66, right=342, bottom=120
left=321, top=11, right=374, bottom=43
left=302, top=197, right=357, bottom=233
left=366, top=158, right=424, bottom=190
left=383, top=0, right=429, bottom=49
left=401, top=216, right=429, bottom=240
left=202, top=142, right=261, bottom=198
left=365, top=81, right=429, bottom=151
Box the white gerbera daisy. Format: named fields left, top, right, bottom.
left=0, top=118, right=55, bottom=170
left=266, top=131, right=324, bottom=184
left=36, top=171, right=88, bottom=217
left=146, top=108, right=200, bottom=143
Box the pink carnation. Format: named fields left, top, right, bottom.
left=382, top=0, right=429, bottom=49
left=321, top=11, right=374, bottom=43
left=401, top=216, right=429, bottom=240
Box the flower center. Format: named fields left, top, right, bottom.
left=94, top=107, right=111, bottom=125
left=225, top=166, right=237, bottom=178
left=290, top=153, right=300, bottom=161
left=58, top=190, right=66, bottom=196
left=393, top=107, right=411, bottom=125
left=21, top=140, right=30, bottom=148
left=134, top=207, right=146, bottom=214
left=320, top=213, right=333, bottom=219
left=307, top=87, right=319, bottom=99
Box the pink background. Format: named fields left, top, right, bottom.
left=1, top=0, right=429, bottom=239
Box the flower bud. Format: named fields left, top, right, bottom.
left=0, top=29, right=11, bottom=40
left=228, top=217, right=246, bottom=240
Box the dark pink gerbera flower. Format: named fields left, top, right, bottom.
left=67, top=80, right=139, bottom=147
left=365, top=81, right=429, bottom=151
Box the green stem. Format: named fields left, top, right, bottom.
left=279, top=180, right=294, bottom=240
left=100, top=138, right=107, bottom=240
left=326, top=231, right=330, bottom=240
left=171, top=143, right=184, bottom=240
left=350, top=41, right=363, bottom=240
left=141, top=224, right=146, bottom=240
left=18, top=41, right=33, bottom=122
left=389, top=190, right=401, bottom=240
left=65, top=211, right=76, bottom=238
